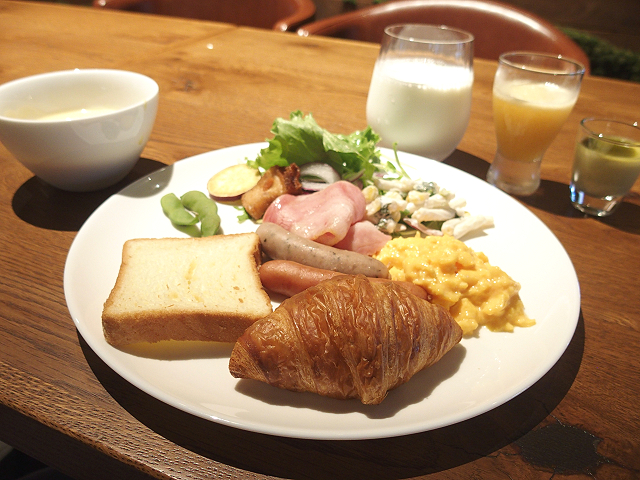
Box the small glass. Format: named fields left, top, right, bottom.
left=487, top=52, right=585, bottom=196
left=366, top=24, right=474, bottom=161
left=570, top=118, right=640, bottom=216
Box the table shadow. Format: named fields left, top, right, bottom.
left=444, top=149, right=491, bottom=180
left=11, top=157, right=167, bottom=232
left=231, top=344, right=466, bottom=419
left=445, top=150, right=640, bottom=235
left=516, top=181, right=640, bottom=235
left=79, top=312, right=584, bottom=480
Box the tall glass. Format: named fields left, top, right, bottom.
left=487, top=53, right=585, bottom=196
left=366, top=24, right=474, bottom=161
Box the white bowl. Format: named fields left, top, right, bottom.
left=0, top=69, right=159, bottom=192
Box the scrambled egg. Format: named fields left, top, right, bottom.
left=375, top=234, right=535, bottom=335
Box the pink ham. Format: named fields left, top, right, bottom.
left=263, top=181, right=366, bottom=246
left=333, top=221, right=392, bottom=256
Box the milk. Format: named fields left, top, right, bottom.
left=366, top=58, right=473, bottom=161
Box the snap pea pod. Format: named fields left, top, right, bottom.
left=161, top=193, right=198, bottom=226
left=180, top=191, right=220, bottom=236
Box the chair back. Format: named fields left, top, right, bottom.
left=297, top=0, right=590, bottom=72
left=94, top=0, right=316, bottom=32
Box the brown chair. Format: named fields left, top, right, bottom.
left=93, top=0, right=316, bottom=32
left=297, top=0, right=590, bottom=72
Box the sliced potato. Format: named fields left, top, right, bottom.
left=207, top=164, right=261, bottom=201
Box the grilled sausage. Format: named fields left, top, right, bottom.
left=259, top=260, right=429, bottom=300
left=257, top=222, right=389, bottom=278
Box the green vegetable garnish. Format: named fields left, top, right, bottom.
left=161, top=191, right=220, bottom=237
left=248, top=111, right=384, bottom=186
left=180, top=191, right=220, bottom=237
left=234, top=205, right=252, bottom=223
left=378, top=142, right=412, bottom=181
left=161, top=193, right=198, bottom=226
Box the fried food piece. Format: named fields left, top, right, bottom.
left=229, top=275, right=462, bottom=405
left=241, top=164, right=302, bottom=219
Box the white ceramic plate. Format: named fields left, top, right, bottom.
left=64, top=143, right=580, bottom=440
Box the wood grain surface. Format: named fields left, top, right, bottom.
left=0, top=1, right=639, bottom=479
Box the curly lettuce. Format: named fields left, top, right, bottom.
left=248, top=111, right=384, bottom=185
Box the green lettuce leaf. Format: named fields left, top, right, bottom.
left=249, top=111, right=384, bottom=184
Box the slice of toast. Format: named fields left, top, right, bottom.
left=102, top=233, right=272, bottom=347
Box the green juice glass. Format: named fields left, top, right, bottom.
left=570, top=118, right=640, bottom=216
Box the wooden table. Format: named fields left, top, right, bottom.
left=1, top=1, right=639, bottom=479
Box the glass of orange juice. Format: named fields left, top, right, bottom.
left=487, top=53, right=585, bottom=196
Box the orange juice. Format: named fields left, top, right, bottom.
left=493, top=82, right=577, bottom=162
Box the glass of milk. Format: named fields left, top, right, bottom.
left=570, top=118, right=640, bottom=216
left=366, top=24, right=474, bottom=162
left=487, top=53, right=585, bottom=196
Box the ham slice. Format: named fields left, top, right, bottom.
left=263, top=181, right=366, bottom=246
left=333, top=221, right=392, bottom=256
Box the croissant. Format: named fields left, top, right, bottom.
left=229, top=275, right=462, bottom=405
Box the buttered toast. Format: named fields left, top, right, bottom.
left=102, top=233, right=272, bottom=347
